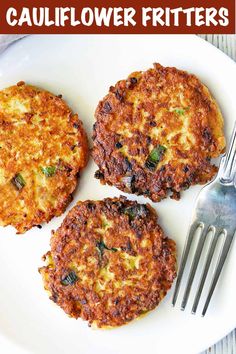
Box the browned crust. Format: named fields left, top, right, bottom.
left=39, top=197, right=176, bottom=328
left=92, top=63, right=225, bottom=202
left=0, top=83, right=88, bottom=233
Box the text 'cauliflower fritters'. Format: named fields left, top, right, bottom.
left=39, top=197, right=176, bottom=328
left=92, top=63, right=225, bottom=202
left=0, top=82, right=88, bottom=233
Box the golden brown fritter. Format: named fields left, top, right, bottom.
left=0, top=82, right=88, bottom=233
left=39, top=197, right=176, bottom=328
left=92, top=63, right=225, bottom=202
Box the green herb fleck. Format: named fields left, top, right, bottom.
left=102, top=220, right=109, bottom=228
left=174, top=108, right=185, bottom=115
left=96, top=240, right=117, bottom=257
left=41, top=166, right=56, bottom=177
left=145, top=145, right=166, bottom=171
left=61, top=270, right=78, bottom=286
left=11, top=173, right=26, bottom=190
left=173, top=107, right=190, bottom=115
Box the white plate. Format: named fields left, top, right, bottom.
left=0, top=35, right=235, bottom=354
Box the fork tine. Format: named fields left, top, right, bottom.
left=172, top=222, right=199, bottom=306
left=181, top=224, right=209, bottom=310
left=202, top=230, right=236, bottom=316
left=219, top=121, right=236, bottom=183
left=191, top=226, right=217, bottom=314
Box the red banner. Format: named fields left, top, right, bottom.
left=0, top=0, right=235, bottom=34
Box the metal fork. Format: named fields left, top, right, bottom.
left=172, top=122, right=236, bottom=316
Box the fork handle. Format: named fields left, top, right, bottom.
left=218, top=121, right=236, bottom=184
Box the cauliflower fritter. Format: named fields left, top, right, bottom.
left=39, top=197, right=176, bottom=328
left=92, top=63, right=225, bottom=201
left=0, top=82, right=88, bottom=233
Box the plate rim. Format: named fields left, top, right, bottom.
left=0, top=33, right=235, bottom=354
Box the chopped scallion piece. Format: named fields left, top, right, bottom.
left=11, top=173, right=26, bottom=190
left=145, top=145, right=166, bottom=171
left=61, top=271, right=78, bottom=286
left=96, top=240, right=117, bottom=257
left=124, top=204, right=149, bottom=221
